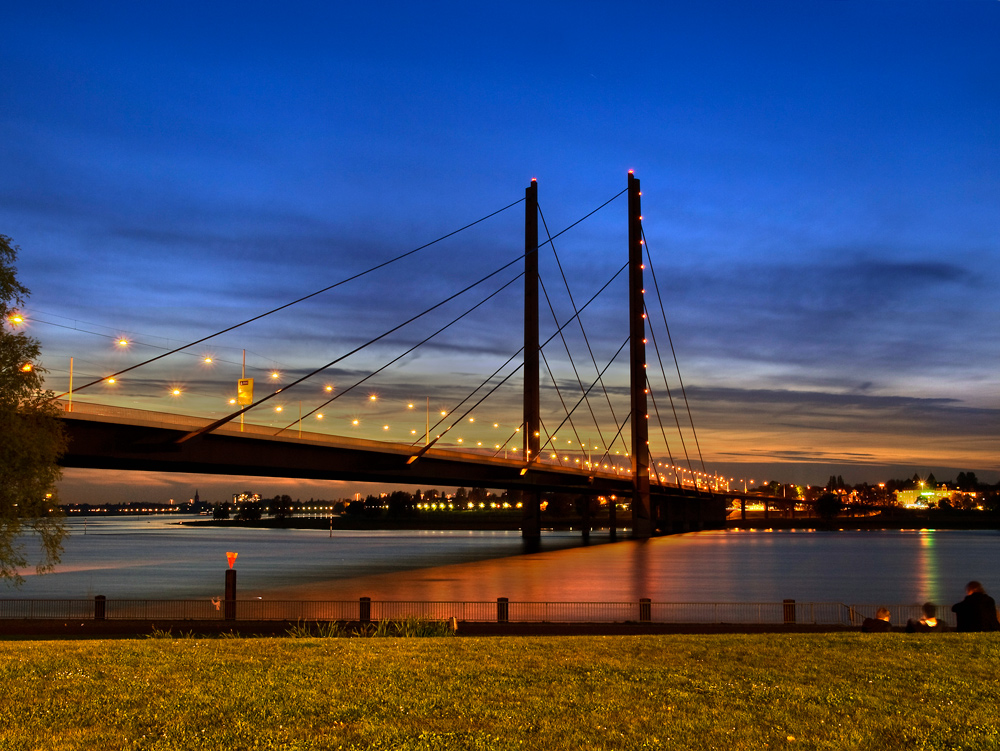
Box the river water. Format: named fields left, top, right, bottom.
left=6, top=517, right=998, bottom=609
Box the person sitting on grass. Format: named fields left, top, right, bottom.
left=906, top=602, right=946, bottom=632
left=951, top=581, right=1000, bottom=632
left=862, top=606, right=892, bottom=632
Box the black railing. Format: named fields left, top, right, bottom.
left=0, top=598, right=957, bottom=627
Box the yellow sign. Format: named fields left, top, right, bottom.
left=237, top=378, right=254, bottom=405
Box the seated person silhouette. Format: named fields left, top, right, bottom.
left=862, top=606, right=892, bottom=632
left=951, top=581, right=1000, bottom=632
left=906, top=602, right=946, bottom=632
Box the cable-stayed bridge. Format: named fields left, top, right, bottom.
left=40, top=172, right=729, bottom=538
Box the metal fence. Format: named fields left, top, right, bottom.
left=0, top=598, right=958, bottom=628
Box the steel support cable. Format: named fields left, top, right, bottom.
left=537, top=204, right=624, bottom=458
left=52, top=196, right=526, bottom=400
left=429, top=260, right=628, bottom=461
left=418, top=351, right=523, bottom=449
left=641, top=225, right=708, bottom=473
left=522, top=335, right=630, bottom=474
left=275, top=271, right=525, bottom=434
left=519, top=265, right=628, bottom=466
left=535, top=187, right=628, bottom=251
left=536, top=276, right=596, bottom=465
left=407, top=358, right=525, bottom=462
left=643, top=371, right=682, bottom=487
left=478, top=192, right=630, bottom=460
left=29, top=312, right=296, bottom=386
left=373, top=189, right=633, bottom=461
left=178, top=255, right=526, bottom=442
left=643, top=299, right=695, bottom=479
left=416, top=258, right=619, bottom=462
left=413, top=348, right=530, bottom=451
left=589, top=408, right=632, bottom=477
left=514, top=187, right=630, bottom=463
left=537, top=350, right=582, bottom=469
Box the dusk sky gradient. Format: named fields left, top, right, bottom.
left=2, top=1, right=998, bottom=503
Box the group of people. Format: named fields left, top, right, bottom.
left=861, top=580, right=1000, bottom=633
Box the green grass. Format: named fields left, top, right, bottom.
left=2, top=634, right=999, bottom=750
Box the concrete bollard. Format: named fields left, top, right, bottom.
left=497, top=597, right=509, bottom=623
left=359, top=596, right=371, bottom=624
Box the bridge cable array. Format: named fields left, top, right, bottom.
left=275, top=271, right=526, bottom=435
left=537, top=202, right=627, bottom=462
left=640, top=223, right=708, bottom=478
left=52, top=196, right=526, bottom=401
left=178, top=253, right=529, bottom=442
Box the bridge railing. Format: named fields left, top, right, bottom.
left=0, top=598, right=956, bottom=627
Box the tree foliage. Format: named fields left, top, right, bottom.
left=815, top=492, right=843, bottom=521
left=0, top=235, right=67, bottom=585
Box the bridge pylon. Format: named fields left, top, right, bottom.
left=629, top=171, right=652, bottom=539
left=521, top=178, right=541, bottom=540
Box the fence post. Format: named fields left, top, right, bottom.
left=639, top=598, right=651, bottom=623
left=94, top=595, right=106, bottom=621
left=359, top=596, right=371, bottom=624
left=497, top=597, right=509, bottom=623
left=224, top=569, right=237, bottom=621
left=783, top=599, right=796, bottom=624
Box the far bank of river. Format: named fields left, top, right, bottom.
left=177, top=508, right=1000, bottom=533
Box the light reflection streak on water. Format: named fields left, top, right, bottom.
left=914, top=530, right=941, bottom=606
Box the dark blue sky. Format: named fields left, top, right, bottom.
left=3, top=1, right=998, bottom=502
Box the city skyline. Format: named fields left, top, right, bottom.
left=2, top=1, right=998, bottom=503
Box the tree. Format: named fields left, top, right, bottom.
left=956, top=472, right=979, bottom=491
left=1, top=235, right=67, bottom=585
left=271, top=494, right=294, bottom=520
left=815, top=493, right=843, bottom=522
left=235, top=501, right=262, bottom=521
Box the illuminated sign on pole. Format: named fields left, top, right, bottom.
left=237, top=378, right=254, bottom=405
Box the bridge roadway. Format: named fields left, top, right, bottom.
left=57, top=403, right=680, bottom=498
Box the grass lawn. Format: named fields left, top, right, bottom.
left=2, top=633, right=999, bottom=750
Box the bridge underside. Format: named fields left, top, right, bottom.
left=58, top=411, right=727, bottom=534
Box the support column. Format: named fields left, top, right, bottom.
left=628, top=171, right=652, bottom=539
left=522, top=178, right=541, bottom=540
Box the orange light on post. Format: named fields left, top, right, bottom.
left=226, top=551, right=238, bottom=569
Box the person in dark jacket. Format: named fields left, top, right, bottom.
left=862, top=606, right=892, bottom=632
left=951, top=581, right=1000, bottom=632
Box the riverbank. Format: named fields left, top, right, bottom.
left=0, top=618, right=858, bottom=639
left=3, top=634, right=998, bottom=749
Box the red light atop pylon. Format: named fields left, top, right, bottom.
left=226, top=551, right=238, bottom=569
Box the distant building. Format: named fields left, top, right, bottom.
left=896, top=486, right=978, bottom=509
